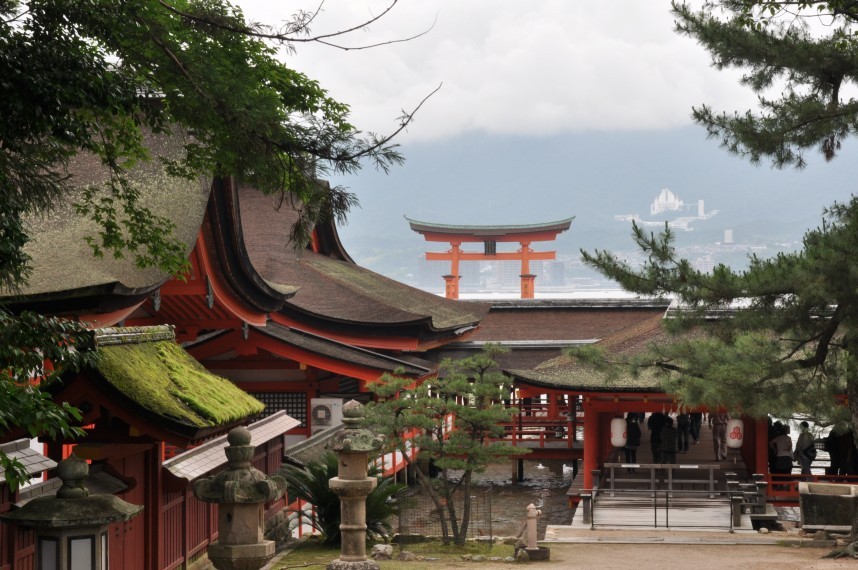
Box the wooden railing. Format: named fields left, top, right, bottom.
left=602, top=462, right=722, bottom=498
left=500, top=400, right=582, bottom=449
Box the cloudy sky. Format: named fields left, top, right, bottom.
left=233, top=1, right=858, bottom=284
left=237, top=1, right=757, bottom=141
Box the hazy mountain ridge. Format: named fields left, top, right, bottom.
left=334, top=128, right=858, bottom=287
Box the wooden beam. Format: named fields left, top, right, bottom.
left=426, top=251, right=556, bottom=262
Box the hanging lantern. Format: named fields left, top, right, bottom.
left=610, top=417, right=627, bottom=447
left=726, top=418, right=744, bottom=449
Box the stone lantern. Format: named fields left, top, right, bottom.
left=0, top=454, right=143, bottom=570
left=193, top=426, right=287, bottom=570
left=327, top=400, right=384, bottom=570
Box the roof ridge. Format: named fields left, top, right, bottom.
left=93, top=325, right=176, bottom=347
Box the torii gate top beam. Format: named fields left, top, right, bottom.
left=406, top=217, right=574, bottom=243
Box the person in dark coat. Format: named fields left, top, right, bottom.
left=624, top=413, right=642, bottom=472
left=825, top=424, right=856, bottom=476
left=647, top=412, right=667, bottom=462
left=689, top=412, right=703, bottom=444
left=658, top=417, right=679, bottom=464
left=677, top=413, right=691, bottom=453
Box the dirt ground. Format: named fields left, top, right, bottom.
left=485, top=543, right=854, bottom=570
left=272, top=539, right=857, bottom=570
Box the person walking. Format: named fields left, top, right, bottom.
left=624, top=414, right=642, bottom=472
left=677, top=412, right=691, bottom=453
left=712, top=412, right=729, bottom=461
left=794, top=421, right=815, bottom=478
left=659, top=417, right=679, bottom=464
left=647, top=411, right=667, bottom=462
left=689, top=412, right=703, bottom=444
left=770, top=423, right=793, bottom=489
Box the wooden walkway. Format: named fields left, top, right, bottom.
left=569, top=494, right=754, bottom=531
left=564, top=417, right=758, bottom=531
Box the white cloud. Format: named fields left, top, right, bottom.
left=237, top=1, right=759, bottom=141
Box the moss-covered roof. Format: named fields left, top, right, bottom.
left=95, top=338, right=264, bottom=429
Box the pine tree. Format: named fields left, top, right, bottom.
left=364, top=346, right=527, bottom=546
left=672, top=1, right=858, bottom=168
left=585, top=3, right=858, bottom=552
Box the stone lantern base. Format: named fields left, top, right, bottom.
left=327, top=559, right=380, bottom=570
left=208, top=539, right=275, bottom=570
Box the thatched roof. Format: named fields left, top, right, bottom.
left=2, top=130, right=210, bottom=312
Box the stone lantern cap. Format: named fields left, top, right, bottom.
left=194, top=426, right=286, bottom=504
left=328, top=400, right=384, bottom=454
left=0, top=455, right=142, bottom=529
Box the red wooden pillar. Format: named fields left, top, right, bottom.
left=444, top=242, right=462, bottom=299
left=520, top=274, right=536, bottom=299
left=582, top=401, right=599, bottom=490
left=443, top=275, right=459, bottom=299
left=519, top=241, right=535, bottom=299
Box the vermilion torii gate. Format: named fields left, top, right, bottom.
left=407, top=217, right=573, bottom=299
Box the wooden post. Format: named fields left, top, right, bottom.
left=583, top=405, right=599, bottom=491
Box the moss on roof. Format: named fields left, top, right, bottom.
left=96, top=340, right=264, bottom=428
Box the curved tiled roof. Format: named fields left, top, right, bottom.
left=255, top=323, right=434, bottom=376
left=471, top=300, right=670, bottom=343
left=238, top=186, right=487, bottom=333
left=508, top=311, right=670, bottom=392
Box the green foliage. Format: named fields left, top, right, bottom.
left=365, top=346, right=526, bottom=546
left=280, top=452, right=404, bottom=544
left=0, top=0, right=419, bottom=488
left=672, top=1, right=858, bottom=168
left=581, top=197, right=858, bottom=421
left=0, top=311, right=95, bottom=489
left=0, top=0, right=412, bottom=288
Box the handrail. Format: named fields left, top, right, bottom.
left=602, top=462, right=722, bottom=498
left=581, top=487, right=738, bottom=530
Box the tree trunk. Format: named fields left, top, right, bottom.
left=442, top=474, right=461, bottom=545
left=457, top=471, right=473, bottom=547
left=411, top=459, right=452, bottom=544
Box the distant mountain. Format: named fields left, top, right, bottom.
left=333, top=127, right=858, bottom=287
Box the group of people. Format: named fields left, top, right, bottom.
left=621, top=411, right=729, bottom=465
left=621, top=412, right=858, bottom=479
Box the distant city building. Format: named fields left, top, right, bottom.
left=695, top=254, right=715, bottom=274
left=615, top=187, right=719, bottom=232
left=724, top=229, right=734, bottom=244
left=651, top=188, right=684, bottom=215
